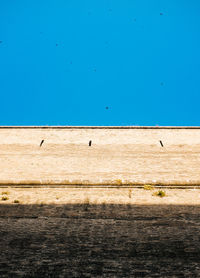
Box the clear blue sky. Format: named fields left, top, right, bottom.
left=0, top=0, right=199, bottom=126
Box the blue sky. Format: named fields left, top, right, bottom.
left=0, top=0, right=200, bottom=126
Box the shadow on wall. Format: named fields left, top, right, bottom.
left=0, top=203, right=200, bottom=277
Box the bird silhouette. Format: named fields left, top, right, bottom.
left=40, top=140, right=44, bottom=147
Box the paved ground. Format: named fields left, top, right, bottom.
left=1, top=201, right=200, bottom=277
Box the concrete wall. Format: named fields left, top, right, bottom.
left=0, top=127, right=200, bottom=185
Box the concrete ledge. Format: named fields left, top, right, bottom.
left=0, top=126, right=200, bottom=129
left=0, top=180, right=200, bottom=186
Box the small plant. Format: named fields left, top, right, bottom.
left=144, top=184, right=154, bottom=190
left=2, top=191, right=9, bottom=195
left=83, top=197, right=90, bottom=211
left=128, top=189, right=132, bottom=198
left=153, top=190, right=166, bottom=198
left=84, top=197, right=90, bottom=204
left=115, top=179, right=122, bottom=186
left=13, top=199, right=20, bottom=204
left=1, top=196, right=9, bottom=201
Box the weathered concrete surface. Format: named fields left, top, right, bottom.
left=1, top=187, right=200, bottom=206
left=0, top=127, right=200, bottom=185
left=1, top=203, right=200, bottom=277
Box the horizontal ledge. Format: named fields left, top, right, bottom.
left=0, top=126, right=200, bottom=129
left=0, top=185, right=200, bottom=190
left=1, top=182, right=200, bottom=186
left=1, top=186, right=200, bottom=189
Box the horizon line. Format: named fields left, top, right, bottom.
left=0, top=126, right=200, bottom=129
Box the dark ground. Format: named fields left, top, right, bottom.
left=1, top=204, right=200, bottom=277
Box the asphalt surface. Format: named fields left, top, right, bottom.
left=1, top=203, right=200, bottom=277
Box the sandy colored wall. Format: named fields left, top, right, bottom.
left=0, top=127, right=200, bottom=185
